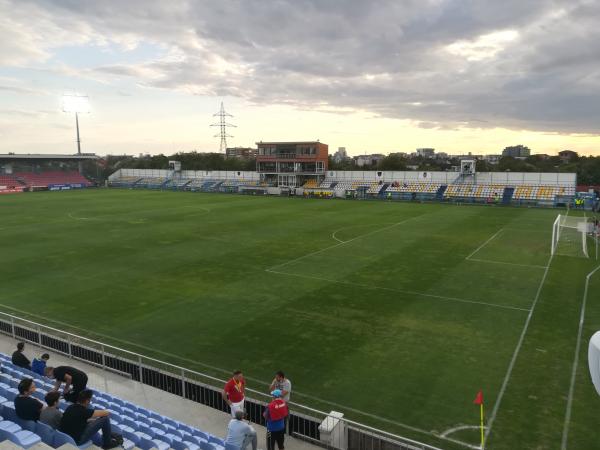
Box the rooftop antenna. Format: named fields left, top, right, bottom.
left=210, top=101, right=236, bottom=153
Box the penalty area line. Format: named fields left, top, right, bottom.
left=483, top=254, right=554, bottom=447
left=465, top=228, right=504, bottom=260
left=266, top=269, right=530, bottom=312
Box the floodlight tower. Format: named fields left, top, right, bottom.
left=62, top=94, right=90, bottom=173
left=210, top=102, right=236, bottom=153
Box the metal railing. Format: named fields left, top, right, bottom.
left=0, top=311, right=445, bottom=450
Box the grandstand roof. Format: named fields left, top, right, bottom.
left=0, top=153, right=99, bottom=161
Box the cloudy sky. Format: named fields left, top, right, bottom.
left=1, top=0, right=599, bottom=156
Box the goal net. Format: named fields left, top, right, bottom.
left=551, top=215, right=589, bottom=258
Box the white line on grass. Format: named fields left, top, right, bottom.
left=560, top=264, right=600, bottom=450
left=467, top=258, right=547, bottom=270
left=331, top=222, right=397, bottom=244
left=465, top=228, right=504, bottom=260
left=268, top=216, right=420, bottom=272
left=483, top=254, right=554, bottom=447
left=266, top=269, right=530, bottom=312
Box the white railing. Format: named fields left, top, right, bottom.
left=0, top=311, right=447, bottom=450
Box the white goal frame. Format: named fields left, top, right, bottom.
left=551, top=214, right=589, bottom=258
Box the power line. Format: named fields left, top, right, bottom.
left=210, top=101, right=236, bottom=152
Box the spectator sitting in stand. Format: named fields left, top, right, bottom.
left=12, top=342, right=31, bottom=370
left=15, top=378, right=44, bottom=421
left=31, top=353, right=50, bottom=376
left=40, top=391, right=63, bottom=429
left=59, top=389, right=118, bottom=449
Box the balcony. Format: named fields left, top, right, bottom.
left=257, top=153, right=318, bottom=160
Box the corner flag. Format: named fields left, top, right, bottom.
left=473, top=390, right=484, bottom=449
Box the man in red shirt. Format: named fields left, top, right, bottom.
left=222, top=370, right=245, bottom=417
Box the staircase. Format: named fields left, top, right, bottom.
left=502, top=187, right=514, bottom=205
left=436, top=185, right=447, bottom=200
left=378, top=183, right=390, bottom=195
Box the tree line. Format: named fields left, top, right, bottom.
left=85, top=151, right=599, bottom=185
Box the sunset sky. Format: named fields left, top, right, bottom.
left=1, top=0, right=599, bottom=157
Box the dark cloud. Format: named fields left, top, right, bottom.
left=3, top=0, right=600, bottom=134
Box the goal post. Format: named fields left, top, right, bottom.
left=551, top=214, right=590, bottom=258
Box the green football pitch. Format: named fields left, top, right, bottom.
left=1, top=189, right=599, bottom=450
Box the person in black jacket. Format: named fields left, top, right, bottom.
left=46, top=366, right=88, bottom=403
left=12, top=342, right=31, bottom=370
left=14, top=378, right=44, bottom=421
left=59, top=390, right=117, bottom=449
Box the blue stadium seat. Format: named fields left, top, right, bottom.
left=17, top=419, right=36, bottom=432
left=121, top=417, right=139, bottom=431
left=31, top=389, right=46, bottom=401
left=7, top=429, right=42, bottom=448
left=209, top=435, right=226, bottom=447
left=53, top=430, right=94, bottom=449
left=193, top=430, right=209, bottom=441
left=0, top=374, right=12, bottom=385
left=0, top=420, right=21, bottom=441
left=34, top=421, right=55, bottom=446
left=199, top=439, right=217, bottom=450
left=4, top=389, right=18, bottom=401
left=184, top=440, right=201, bottom=450
left=2, top=402, right=18, bottom=422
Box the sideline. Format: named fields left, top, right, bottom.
left=482, top=253, right=554, bottom=447
left=560, top=264, right=600, bottom=450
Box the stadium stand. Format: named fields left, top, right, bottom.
left=134, top=177, right=167, bottom=189
left=385, top=182, right=442, bottom=194
left=109, top=169, right=578, bottom=207
left=0, top=353, right=229, bottom=450
left=0, top=175, right=25, bottom=194
left=14, top=171, right=91, bottom=189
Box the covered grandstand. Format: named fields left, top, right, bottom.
left=0, top=154, right=97, bottom=193
left=109, top=168, right=577, bottom=208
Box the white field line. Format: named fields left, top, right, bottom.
left=465, top=228, right=504, bottom=260
left=440, top=425, right=488, bottom=450
left=441, top=424, right=488, bottom=438
left=331, top=222, right=397, bottom=244
left=268, top=216, right=420, bottom=271
left=560, top=264, right=600, bottom=450
left=483, top=254, right=554, bottom=447
left=467, top=258, right=547, bottom=270
left=266, top=269, right=530, bottom=312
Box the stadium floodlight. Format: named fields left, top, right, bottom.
left=62, top=94, right=90, bottom=156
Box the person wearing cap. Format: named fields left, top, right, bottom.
left=263, top=389, right=288, bottom=450
left=225, top=410, right=257, bottom=450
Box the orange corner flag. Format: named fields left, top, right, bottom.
left=473, top=390, right=484, bottom=405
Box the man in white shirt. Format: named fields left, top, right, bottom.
left=225, top=410, right=257, bottom=450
